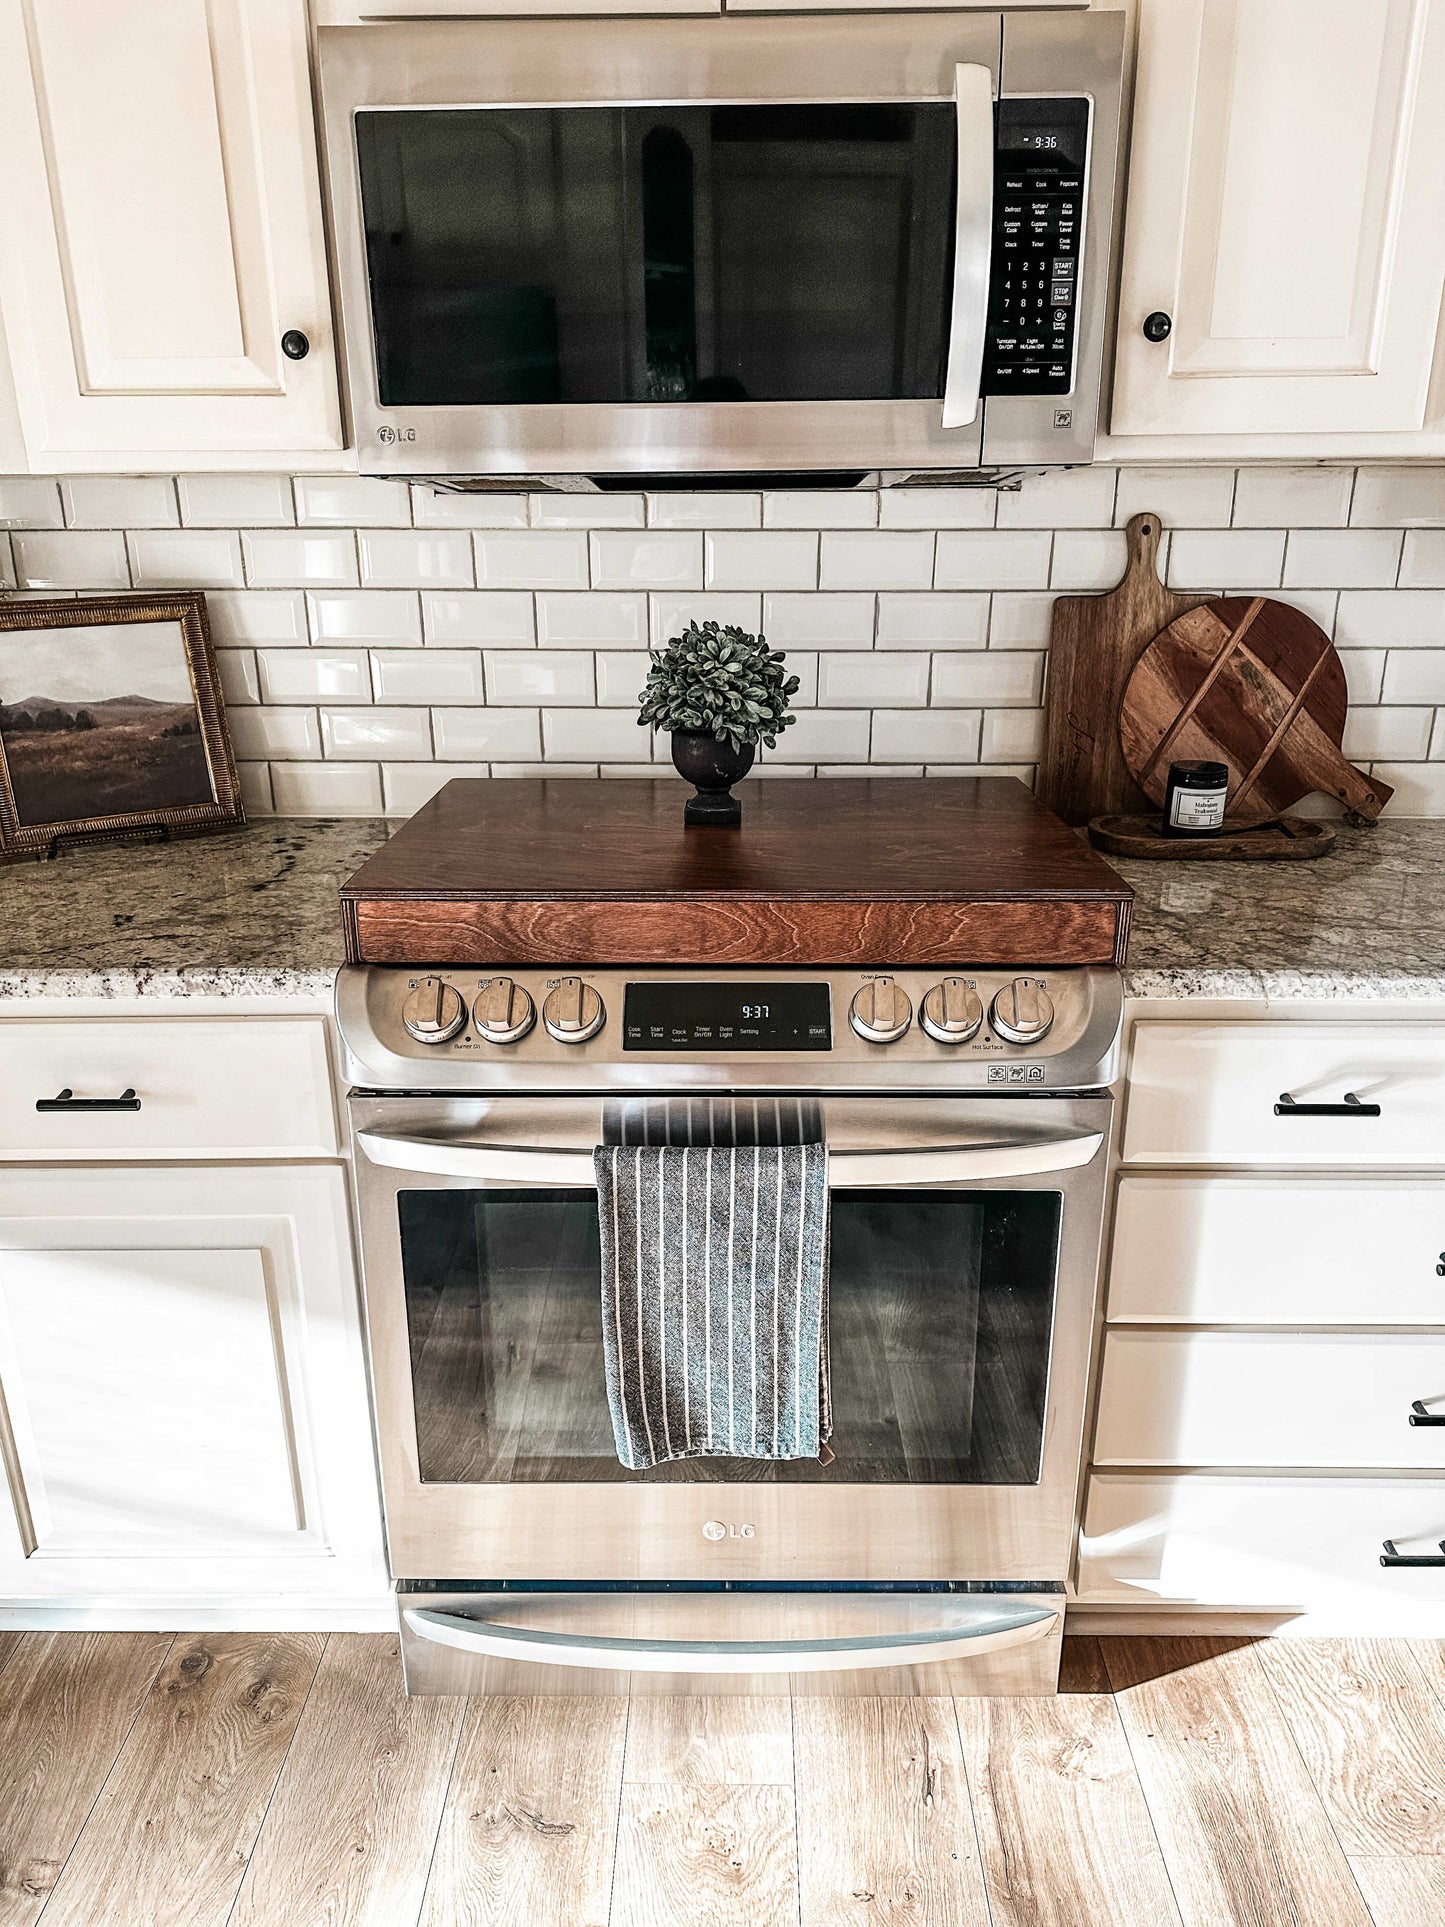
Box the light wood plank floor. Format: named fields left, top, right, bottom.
left=3, top=1634, right=1445, bottom=1925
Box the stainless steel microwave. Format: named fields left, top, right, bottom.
left=318, top=11, right=1125, bottom=485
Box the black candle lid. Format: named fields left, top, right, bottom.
left=1168, top=760, right=1228, bottom=787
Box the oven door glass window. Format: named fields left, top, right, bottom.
left=398, top=1187, right=1061, bottom=1485
left=355, top=105, right=956, bottom=407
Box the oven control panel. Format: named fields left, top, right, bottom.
left=339, top=965, right=1124, bottom=1094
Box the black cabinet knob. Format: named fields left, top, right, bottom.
left=1142, top=311, right=1173, bottom=343
left=281, top=330, right=310, bottom=361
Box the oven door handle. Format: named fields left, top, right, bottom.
left=355, top=1129, right=1104, bottom=1187
left=402, top=1600, right=1057, bottom=1677
left=941, top=60, right=995, bottom=430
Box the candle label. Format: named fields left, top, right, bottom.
left=1168, top=787, right=1227, bottom=830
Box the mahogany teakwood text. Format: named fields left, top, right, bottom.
left=341, top=777, right=1134, bottom=968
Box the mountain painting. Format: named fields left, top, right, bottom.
left=0, top=619, right=215, bottom=827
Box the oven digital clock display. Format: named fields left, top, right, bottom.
left=623, top=982, right=831, bottom=1052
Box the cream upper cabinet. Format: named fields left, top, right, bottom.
left=1111, top=0, right=1445, bottom=442
left=0, top=0, right=342, bottom=467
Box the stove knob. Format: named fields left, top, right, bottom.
left=920, top=977, right=984, bottom=1045
left=472, top=976, right=535, bottom=1046
left=990, top=976, right=1055, bottom=1046
left=849, top=977, right=913, bottom=1046
left=401, top=975, right=466, bottom=1045
left=542, top=976, right=605, bottom=1045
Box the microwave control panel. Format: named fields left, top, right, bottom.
left=983, top=97, right=1090, bottom=399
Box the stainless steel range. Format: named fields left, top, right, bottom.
left=337, top=958, right=1122, bottom=1696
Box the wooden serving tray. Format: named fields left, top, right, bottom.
left=1088, top=811, right=1336, bottom=861
left=341, top=777, right=1135, bottom=968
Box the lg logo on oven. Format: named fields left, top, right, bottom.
left=702, top=1519, right=755, bottom=1542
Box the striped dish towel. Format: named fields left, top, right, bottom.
left=593, top=1141, right=831, bottom=1471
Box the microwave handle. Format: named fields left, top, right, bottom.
left=355, top=1129, right=1103, bottom=1187
left=403, top=1600, right=1057, bottom=1678
left=941, top=62, right=996, bottom=430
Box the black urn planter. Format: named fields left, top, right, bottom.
left=671, top=729, right=756, bottom=826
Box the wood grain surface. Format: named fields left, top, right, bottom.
left=421, top=1695, right=627, bottom=1927
left=613, top=1782, right=797, bottom=1927
left=623, top=1698, right=793, bottom=1787
left=1119, top=596, right=1393, bottom=822
left=1038, top=513, right=1208, bottom=826
left=1349, top=1851, right=1445, bottom=1926
left=1105, top=1638, right=1374, bottom=1927
left=230, top=1636, right=465, bottom=1927
left=0, top=1631, right=21, bottom=1680
left=957, top=1692, right=1182, bottom=1927
left=0, top=1631, right=171, bottom=1926
left=36, top=1633, right=322, bottom=1927
left=793, top=1697, right=989, bottom=1926
left=341, top=777, right=1133, bottom=967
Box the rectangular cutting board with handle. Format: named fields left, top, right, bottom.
left=1037, top=513, right=1208, bottom=826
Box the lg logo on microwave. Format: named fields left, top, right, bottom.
left=376, top=425, right=416, bottom=445
left=702, top=1519, right=755, bottom=1542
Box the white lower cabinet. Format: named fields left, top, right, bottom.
left=0, top=1163, right=384, bottom=1615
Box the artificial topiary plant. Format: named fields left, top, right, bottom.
left=637, top=621, right=800, bottom=751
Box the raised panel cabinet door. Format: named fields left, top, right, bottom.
left=1112, top=0, right=1445, bottom=437
left=0, top=0, right=342, bottom=461
left=0, top=1164, right=384, bottom=1605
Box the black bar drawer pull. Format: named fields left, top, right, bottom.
left=1381, top=1539, right=1445, bottom=1568
left=36, top=1087, right=141, bottom=1113
left=1409, top=1401, right=1445, bottom=1427
left=1274, top=1091, right=1381, bottom=1118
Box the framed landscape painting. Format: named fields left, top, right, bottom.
left=0, top=593, right=244, bottom=860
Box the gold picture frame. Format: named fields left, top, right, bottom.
left=0, top=593, right=245, bottom=861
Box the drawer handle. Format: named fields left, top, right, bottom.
left=1409, top=1400, right=1445, bottom=1427
left=1274, top=1091, right=1381, bottom=1118
left=1381, top=1538, right=1445, bottom=1568
left=36, top=1087, right=141, bottom=1113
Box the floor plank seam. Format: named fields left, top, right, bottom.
left=219, top=1632, right=332, bottom=1927
left=30, top=1632, right=178, bottom=1927
left=788, top=1696, right=803, bottom=1927
left=1097, top=1644, right=1193, bottom=1927
left=412, top=1673, right=473, bottom=1927
left=948, top=1697, right=999, bottom=1927
left=604, top=1694, right=635, bottom=1927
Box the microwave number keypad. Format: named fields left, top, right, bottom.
left=984, top=98, right=1090, bottom=398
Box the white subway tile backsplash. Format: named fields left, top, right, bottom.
left=543, top=708, right=651, bottom=761
left=763, top=491, right=877, bottom=529
left=1337, top=590, right=1445, bottom=646
left=0, top=478, right=63, bottom=529
left=595, top=652, right=653, bottom=706
left=179, top=475, right=294, bottom=528
left=1399, top=530, right=1445, bottom=588
left=873, top=709, right=979, bottom=763
left=876, top=593, right=988, bottom=648
left=647, top=492, right=761, bottom=529
left=1114, top=466, right=1235, bottom=529
left=818, top=653, right=928, bottom=707
left=13, top=529, right=129, bottom=589
left=996, top=468, right=1116, bottom=529
left=474, top=530, right=589, bottom=589
left=1349, top=468, right=1445, bottom=528
left=423, top=591, right=534, bottom=645
left=487, top=650, right=595, bottom=705
left=215, top=649, right=259, bottom=706
left=766, top=711, right=871, bottom=762
left=1342, top=707, right=1435, bottom=761
left=434, top=709, right=541, bottom=760
left=820, top=530, right=931, bottom=591
left=0, top=532, right=13, bottom=589
left=1049, top=530, right=1127, bottom=591
left=308, top=589, right=422, bottom=646
left=128, top=529, right=244, bottom=589
left=595, top=530, right=702, bottom=589
left=936, top=531, right=1051, bottom=590
left=205, top=590, right=307, bottom=645
left=933, top=652, right=1043, bottom=707
left=321, top=707, right=432, bottom=761
left=359, top=529, right=473, bottom=589
left=271, top=762, right=383, bottom=815
left=879, top=488, right=995, bottom=530
left=260, top=649, right=371, bottom=703
left=243, top=530, right=357, bottom=588
left=227, top=706, right=321, bottom=761
left=382, top=764, right=489, bottom=815
left=1167, top=529, right=1285, bottom=589
left=532, top=493, right=645, bottom=528
left=707, top=531, right=815, bottom=590
left=295, top=477, right=411, bottom=527
left=495, top=762, right=596, bottom=779
left=651, top=592, right=761, bottom=640
left=411, top=487, right=528, bottom=529
left=537, top=591, right=647, bottom=646
left=764, top=592, right=874, bottom=648
left=988, top=592, right=1054, bottom=649
left=1371, top=762, right=1445, bottom=812
left=236, top=763, right=273, bottom=815
left=62, top=477, right=177, bottom=528
left=1381, top=651, right=1445, bottom=705
left=372, top=650, right=486, bottom=705
left=1232, top=467, right=1352, bottom=528
left=1282, top=528, right=1401, bottom=588
left=981, top=709, right=1045, bottom=762
left=1337, top=649, right=1387, bottom=704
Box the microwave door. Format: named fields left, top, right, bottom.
left=941, top=63, right=995, bottom=430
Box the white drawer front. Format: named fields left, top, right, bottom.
left=0, top=1019, right=337, bottom=1159
left=1079, top=1473, right=1445, bottom=1610
left=1094, top=1330, right=1445, bottom=1470
left=1123, top=1021, right=1445, bottom=1166
left=1109, top=1177, right=1445, bottom=1326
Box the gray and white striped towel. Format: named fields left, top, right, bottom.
left=594, top=1141, right=831, bottom=1471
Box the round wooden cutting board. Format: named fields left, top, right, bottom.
left=1118, top=596, right=1393, bottom=823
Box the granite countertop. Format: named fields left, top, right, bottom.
left=0, top=815, right=1441, bottom=1003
